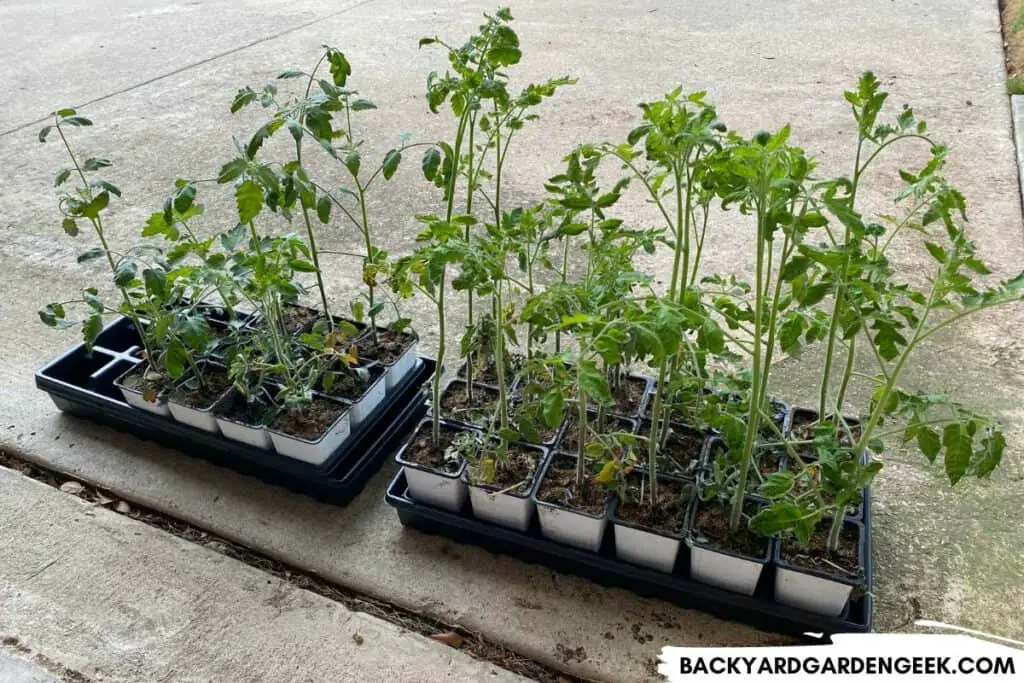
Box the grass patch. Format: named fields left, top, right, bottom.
left=1009, top=74, right=1024, bottom=96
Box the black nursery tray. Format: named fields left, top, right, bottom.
left=35, top=316, right=434, bottom=506
left=386, top=470, right=873, bottom=641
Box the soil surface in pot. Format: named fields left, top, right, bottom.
left=457, top=354, right=523, bottom=387
left=638, top=421, right=705, bottom=477
left=356, top=329, right=415, bottom=365
left=467, top=442, right=539, bottom=496
left=780, top=522, right=860, bottom=578
left=321, top=366, right=383, bottom=401
left=790, top=412, right=862, bottom=458
left=616, top=475, right=691, bottom=537
left=272, top=397, right=347, bottom=440
left=588, top=376, right=647, bottom=415
left=692, top=500, right=771, bottom=559
left=217, top=392, right=274, bottom=427
left=120, top=365, right=173, bottom=399
left=280, top=305, right=320, bottom=333
left=536, top=456, right=610, bottom=516
left=558, top=414, right=634, bottom=453
left=170, top=365, right=232, bottom=409
left=440, top=381, right=500, bottom=426
left=403, top=422, right=469, bottom=474
left=756, top=449, right=784, bottom=477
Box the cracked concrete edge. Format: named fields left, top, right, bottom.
left=1011, top=95, right=1024, bottom=205
left=0, top=465, right=528, bottom=683
left=0, top=647, right=61, bottom=683
left=3, top=442, right=607, bottom=681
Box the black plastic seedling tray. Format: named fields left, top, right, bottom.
left=35, top=316, right=434, bottom=506
left=386, top=469, right=873, bottom=641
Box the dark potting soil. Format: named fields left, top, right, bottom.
left=440, top=382, right=500, bottom=426
left=559, top=415, right=634, bottom=453
left=356, top=329, right=414, bottom=365
left=403, top=422, right=467, bottom=474
left=468, top=443, right=539, bottom=496
left=588, top=376, right=647, bottom=415
left=272, top=397, right=346, bottom=440
left=218, top=392, right=274, bottom=427
left=637, top=422, right=705, bottom=475
left=120, top=365, right=173, bottom=397
left=321, top=367, right=381, bottom=401
left=169, top=366, right=232, bottom=409
left=692, top=501, right=771, bottom=559
left=616, top=476, right=691, bottom=537
left=458, top=354, right=523, bottom=386
left=536, top=456, right=610, bottom=516
left=757, top=449, right=784, bottom=477
left=281, top=305, right=319, bottom=333
left=780, top=523, right=860, bottom=578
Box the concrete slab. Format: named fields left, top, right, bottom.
left=0, top=466, right=527, bottom=682
left=1, top=0, right=1023, bottom=680
left=0, top=0, right=375, bottom=132
left=0, top=650, right=60, bottom=683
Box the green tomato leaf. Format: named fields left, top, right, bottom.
left=82, top=312, right=104, bottom=347
left=758, top=472, right=795, bottom=499
left=343, top=149, right=360, bottom=177
left=916, top=427, right=941, bottom=462
left=350, top=98, right=377, bottom=111
left=422, top=147, right=441, bottom=181
left=316, top=195, right=331, bottom=224
left=235, top=180, right=263, bottom=224
left=382, top=149, right=402, bottom=180
left=77, top=247, right=106, bottom=263
left=942, top=423, right=971, bottom=485
left=541, top=388, right=564, bottom=428
left=578, top=361, right=612, bottom=406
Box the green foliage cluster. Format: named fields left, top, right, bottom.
left=41, top=9, right=1021, bottom=555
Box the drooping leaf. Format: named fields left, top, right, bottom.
left=343, top=149, right=360, bottom=177
left=942, top=423, right=971, bottom=485
left=316, top=195, right=331, bottom=224
left=82, top=312, right=104, bottom=347
left=77, top=247, right=105, bottom=263
left=916, top=427, right=941, bottom=463
left=382, top=149, right=402, bottom=180
left=578, top=361, right=612, bottom=406
left=350, top=99, right=377, bottom=111
left=422, top=147, right=441, bottom=181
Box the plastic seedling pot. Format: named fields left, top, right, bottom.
left=465, top=444, right=545, bottom=532
left=533, top=452, right=610, bottom=552
left=774, top=519, right=866, bottom=616
left=687, top=497, right=772, bottom=596
left=609, top=474, right=693, bottom=573
left=267, top=395, right=353, bottom=465
left=321, top=364, right=387, bottom=429
left=217, top=412, right=272, bottom=449
left=114, top=363, right=171, bottom=416
left=166, top=362, right=233, bottom=434
left=384, top=339, right=419, bottom=392
left=395, top=417, right=470, bottom=512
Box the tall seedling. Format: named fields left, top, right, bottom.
left=601, top=91, right=729, bottom=505
left=420, top=7, right=573, bottom=394
left=750, top=79, right=1024, bottom=551
left=39, top=110, right=156, bottom=362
